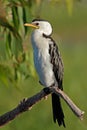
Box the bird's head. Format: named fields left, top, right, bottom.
left=24, top=19, right=52, bottom=36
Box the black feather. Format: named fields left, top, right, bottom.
left=49, top=39, right=65, bottom=126
left=49, top=41, right=64, bottom=90
left=52, top=93, right=65, bottom=127
left=32, top=19, right=47, bottom=22
left=43, top=34, right=65, bottom=127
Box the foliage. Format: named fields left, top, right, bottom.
left=0, top=0, right=80, bottom=86
left=0, top=0, right=33, bottom=85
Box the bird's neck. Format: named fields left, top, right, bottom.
left=31, top=30, right=50, bottom=56
left=31, top=30, right=43, bottom=49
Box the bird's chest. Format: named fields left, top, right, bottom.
left=33, top=44, right=54, bottom=87
left=34, top=46, right=49, bottom=72
left=32, top=34, right=50, bottom=71
left=31, top=32, right=55, bottom=87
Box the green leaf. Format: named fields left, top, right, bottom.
left=23, top=7, right=28, bottom=34
left=12, top=6, right=19, bottom=31
left=0, top=64, right=12, bottom=87
left=11, top=35, right=23, bottom=58
left=23, top=6, right=32, bottom=34
left=5, top=31, right=12, bottom=58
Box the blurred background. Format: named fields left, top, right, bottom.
left=0, top=0, right=87, bottom=130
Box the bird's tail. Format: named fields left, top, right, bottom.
left=52, top=93, right=65, bottom=127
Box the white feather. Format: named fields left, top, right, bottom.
left=31, top=21, right=55, bottom=87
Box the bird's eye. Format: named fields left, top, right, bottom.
left=35, top=23, right=39, bottom=26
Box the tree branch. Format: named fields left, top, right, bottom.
left=49, top=87, right=84, bottom=119
left=0, top=87, right=84, bottom=127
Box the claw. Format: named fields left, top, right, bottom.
left=44, top=96, right=48, bottom=100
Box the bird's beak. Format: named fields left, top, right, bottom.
left=24, top=23, right=39, bottom=29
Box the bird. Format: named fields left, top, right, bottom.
left=24, top=19, right=65, bottom=127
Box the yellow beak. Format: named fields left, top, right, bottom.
left=24, top=23, right=39, bottom=29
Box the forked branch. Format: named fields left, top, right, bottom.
left=0, top=87, right=84, bottom=127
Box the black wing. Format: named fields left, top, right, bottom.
left=49, top=38, right=65, bottom=127
left=43, top=34, right=65, bottom=127
left=49, top=38, right=64, bottom=90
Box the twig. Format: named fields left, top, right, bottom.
left=50, top=87, right=84, bottom=120
left=0, top=87, right=84, bottom=127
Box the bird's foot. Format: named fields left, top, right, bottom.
left=44, top=96, right=48, bottom=100
left=19, top=98, right=27, bottom=105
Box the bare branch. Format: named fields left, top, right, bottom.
left=0, top=87, right=84, bottom=127
left=49, top=87, right=84, bottom=120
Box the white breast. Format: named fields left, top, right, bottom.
left=31, top=31, right=55, bottom=87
